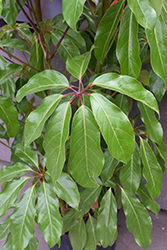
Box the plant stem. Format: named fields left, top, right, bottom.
left=0, top=141, right=11, bottom=149
left=34, top=0, right=43, bottom=23
left=101, top=0, right=110, bottom=18
left=87, top=0, right=98, bottom=28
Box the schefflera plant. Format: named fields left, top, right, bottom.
left=0, top=0, right=167, bottom=250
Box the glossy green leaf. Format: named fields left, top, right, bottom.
left=120, top=144, right=141, bottom=193
left=36, top=182, right=63, bottom=248
left=121, top=188, right=152, bottom=249
left=114, top=94, right=129, bottom=116
left=1, top=233, right=13, bottom=250
left=140, top=138, right=163, bottom=199
left=29, top=39, right=44, bottom=72
left=62, top=0, right=86, bottom=31
left=1, top=0, right=17, bottom=28
left=16, top=70, right=68, bottom=102
left=116, top=6, right=141, bottom=78
left=93, top=73, right=159, bottom=114
left=0, top=0, right=2, bottom=16
left=100, top=148, right=119, bottom=183
left=0, top=177, right=28, bottom=217
left=10, top=186, right=36, bottom=250
left=150, top=0, right=162, bottom=17
left=128, top=0, right=157, bottom=29
left=69, top=105, right=104, bottom=187
left=0, top=162, right=31, bottom=184
left=0, top=64, right=23, bottom=86
left=154, top=142, right=167, bottom=164
left=96, top=188, right=117, bottom=248
left=15, top=144, right=38, bottom=168
left=149, top=68, right=165, bottom=102
left=0, top=38, right=30, bottom=53
left=138, top=103, right=163, bottom=144
left=94, top=0, right=125, bottom=63
left=0, top=97, right=19, bottom=137
left=24, top=237, right=39, bottom=250
left=91, top=93, right=135, bottom=163
left=137, top=183, right=160, bottom=215
left=146, top=15, right=167, bottom=85
left=84, top=215, right=97, bottom=250
left=44, top=102, right=71, bottom=182
left=69, top=218, right=87, bottom=250
left=0, top=215, right=10, bottom=240
left=24, top=94, right=62, bottom=147
left=162, top=0, right=167, bottom=21
left=1, top=77, right=16, bottom=101
left=66, top=50, right=92, bottom=79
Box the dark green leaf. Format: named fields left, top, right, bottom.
left=24, top=237, right=39, bottom=250
left=0, top=38, right=30, bottom=53
left=0, top=124, right=9, bottom=140
left=29, top=39, right=44, bottom=72
left=84, top=215, right=97, bottom=250
left=1, top=233, right=13, bottom=250
left=0, top=64, right=23, bottom=86
left=0, top=215, right=10, bottom=240
left=149, top=68, right=165, bottom=102
left=137, top=70, right=149, bottom=87
left=114, top=94, right=129, bottom=116
left=0, top=0, right=2, bottom=16
left=1, top=77, right=16, bottom=101
left=1, top=0, right=17, bottom=28
left=17, top=23, right=33, bottom=43
left=15, top=144, right=38, bottom=168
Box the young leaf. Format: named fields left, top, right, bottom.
left=24, top=237, right=39, bottom=250
left=0, top=64, right=23, bottom=86
left=84, top=215, right=97, bottom=250
left=0, top=177, right=28, bottom=217
left=93, top=73, right=159, bottom=114
left=94, top=0, right=125, bottom=63
left=36, top=182, right=63, bottom=248
left=90, top=93, right=135, bottom=163
left=44, top=102, right=71, bottom=182
left=0, top=162, right=31, bottom=184
left=15, top=144, right=38, bottom=168
left=0, top=215, right=10, bottom=240
left=0, top=38, right=30, bottom=53
left=69, top=105, right=105, bottom=188
left=140, top=138, right=163, bottom=199
left=96, top=188, right=117, bottom=248
left=116, top=6, right=141, bottom=78
left=128, top=0, right=157, bottom=29
left=24, top=94, right=62, bottom=147
left=1, top=233, right=13, bottom=250
left=120, top=143, right=141, bottom=193
left=121, top=188, right=152, bottom=249
left=149, top=68, right=165, bottom=102
left=16, top=70, right=68, bottom=102
left=10, top=186, right=36, bottom=250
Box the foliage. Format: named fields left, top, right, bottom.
left=0, top=0, right=167, bottom=249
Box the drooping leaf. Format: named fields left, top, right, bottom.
left=121, top=188, right=152, bottom=249
left=96, top=188, right=117, bottom=248
left=69, top=218, right=87, bottom=250
left=44, top=102, right=71, bottom=182
left=24, top=94, right=62, bottom=147
left=84, top=215, right=97, bottom=250
left=16, top=70, right=68, bottom=102
left=150, top=0, right=162, bottom=17
left=94, top=0, right=125, bottom=63
left=128, top=0, right=157, bottom=29
left=149, top=68, right=165, bottom=102
left=0, top=162, right=31, bottom=184
left=140, top=138, right=163, bottom=199
left=69, top=105, right=105, bottom=187
left=116, top=6, right=141, bottom=78
left=0, top=215, right=10, bottom=240
left=138, top=103, right=163, bottom=144
left=0, top=64, right=23, bottom=86
left=93, top=73, right=159, bottom=114
left=36, top=182, right=63, bottom=248
left=24, top=237, right=39, bottom=250
left=90, top=93, right=135, bottom=163
left=15, top=144, right=38, bottom=168
left=1, top=233, right=13, bottom=250
left=0, top=177, right=28, bottom=217
left=62, top=0, right=86, bottom=31
left=0, top=38, right=30, bottom=53
left=137, top=183, right=160, bottom=215
left=10, top=186, right=36, bottom=250
left=120, top=143, right=141, bottom=193
left=146, top=15, right=167, bottom=85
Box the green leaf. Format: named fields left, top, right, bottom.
left=137, top=183, right=160, bottom=215
left=24, top=94, right=62, bottom=147
left=96, top=189, right=117, bottom=248
left=90, top=93, right=135, bottom=163
left=0, top=177, right=28, bottom=217
left=120, top=144, right=141, bottom=193
left=66, top=50, right=92, bottom=79
left=1, top=233, right=13, bottom=250
left=150, top=0, right=162, bottom=17
left=100, top=148, right=119, bottom=183
left=93, top=73, right=159, bottom=114
left=44, top=102, right=71, bottom=182
left=162, top=0, right=167, bottom=21
left=146, top=15, right=167, bottom=85
left=137, top=70, right=150, bottom=87
left=84, top=215, right=97, bottom=250
left=0, top=0, right=2, bottom=16
left=114, top=94, right=129, bottom=116
left=24, top=237, right=39, bottom=250
left=69, top=105, right=105, bottom=187
left=121, top=188, right=152, bottom=249
left=16, top=70, right=68, bottom=102
left=94, top=0, right=125, bottom=63
left=128, top=0, right=157, bottom=29
left=10, top=186, right=36, bottom=250
left=36, top=182, right=63, bottom=248
left=140, top=138, right=163, bottom=199
left=0, top=97, right=19, bottom=137
left=138, top=103, right=163, bottom=144
left=0, top=124, right=9, bottom=140
left=0, top=215, right=10, bottom=240
left=1, top=0, right=17, bottom=28
left=29, top=39, right=44, bottom=72
left=116, top=6, right=141, bottom=78
left=62, top=0, right=86, bottom=31
left=15, top=144, right=38, bottom=168
left=0, top=38, right=30, bottom=53
left=0, top=64, right=23, bottom=86
left=149, top=68, right=165, bottom=102
left=0, top=162, right=31, bottom=184
left=1, top=77, right=16, bottom=101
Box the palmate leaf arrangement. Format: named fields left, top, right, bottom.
left=0, top=0, right=167, bottom=249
